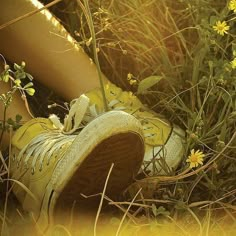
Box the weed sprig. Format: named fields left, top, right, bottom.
left=0, top=57, right=35, bottom=144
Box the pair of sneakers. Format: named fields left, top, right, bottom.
left=9, top=82, right=185, bottom=231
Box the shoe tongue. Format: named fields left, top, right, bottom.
left=12, top=118, right=54, bottom=150
left=85, top=82, right=143, bottom=111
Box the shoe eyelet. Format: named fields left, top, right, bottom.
left=110, top=91, right=116, bottom=96
left=31, top=168, right=35, bottom=175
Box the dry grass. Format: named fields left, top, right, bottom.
left=1, top=0, right=236, bottom=235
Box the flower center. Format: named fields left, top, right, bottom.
left=218, top=25, right=224, bottom=31
left=190, top=154, right=198, bottom=163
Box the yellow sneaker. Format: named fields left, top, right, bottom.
left=85, top=82, right=185, bottom=175
left=9, top=95, right=144, bottom=231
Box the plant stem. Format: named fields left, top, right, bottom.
left=1, top=126, right=12, bottom=236
left=0, top=106, right=7, bottom=147
left=83, top=0, right=109, bottom=112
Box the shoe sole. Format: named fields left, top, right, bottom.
left=37, top=111, right=144, bottom=230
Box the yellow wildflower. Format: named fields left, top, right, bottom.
left=186, top=149, right=205, bottom=168
left=127, top=73, right=133, bottom=80
left=229, top=0, right=236, bottom=12
left=213, top=21, right=230, bottom=36
left=127, top=73, right=137, bottom=85
left=129, top=79, right=137, bottom=85
left=230, top=58, right=236, bottom=69
left=122, top=50, right=127, bottom=55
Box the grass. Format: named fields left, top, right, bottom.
left=1, top=0, right=236, bottom=235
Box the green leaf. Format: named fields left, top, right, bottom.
left=7, top=118, right=15, bottom=126
left=26, top=88, right=35, bottom=96
left=26, top=73, right=33, bottom=81
left=14, top=70, right=26, bottom=80
left=152, top=203, right=158, bottom=216
left=137, top=75, right=163, bottom=94
left=15, top=114, right=22, bottom=123
left=0, top=70, right=10, bottom=82
left=13, top=63, right=21, bottom=71
left=23, top=82, right=34, bottom=89
left=2, top=73, right=10, bottom=83
left=152, top=204, right=170, bottom=217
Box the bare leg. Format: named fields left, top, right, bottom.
left=0, top=0, right=108, bottom=149
left=0, top=0, right=107, bottom=101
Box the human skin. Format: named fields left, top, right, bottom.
left=0, top=0, right=184, bottom=150
left=0, top=0, right=106, bottom=100
left=0, top=0, right=107, bottom=149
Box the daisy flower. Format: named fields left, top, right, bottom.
left=127, top=73, right=133, bottom=80
left=213, top=21, right=230, bottom=36
left=186, top=149, right=205, bottom=168
left=129, top=79, right=137, bottom=85
left=230, top=58, right=236, bottom=69
left=127, top=73, right=137, bottom=85
left=229, top=0, right=236, bottom=12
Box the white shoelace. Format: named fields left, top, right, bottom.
left=16, top=133, right=76, bottom=174
left=14, top=95, right=90, bottom=174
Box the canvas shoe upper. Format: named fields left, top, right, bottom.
left=9, top=95, right=145, bottom=231
left=85, top=82, right=186, bottom=175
